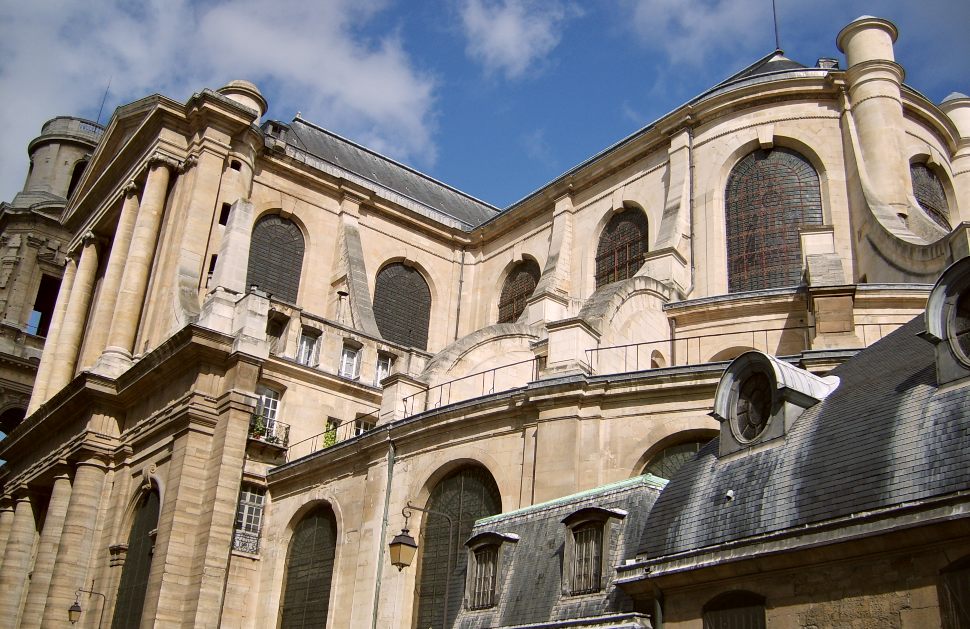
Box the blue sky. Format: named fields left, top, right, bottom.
left=0, top=0, right=967, bottom=208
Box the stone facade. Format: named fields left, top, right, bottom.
left=0, top=15, right=967, bottom=629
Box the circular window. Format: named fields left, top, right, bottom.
left=950, top=291, right=970, bottom=365
left=733, top=372, right=772, bottom=442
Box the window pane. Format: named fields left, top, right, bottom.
left=279, top=505, right=338, bottom=629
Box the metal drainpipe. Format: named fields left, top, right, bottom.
left=371, top=436, right=396, bottom=629
left=454, top=246, right=466, bottom=341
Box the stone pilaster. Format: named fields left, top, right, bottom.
left=0, top=493, right=38, bottom=623
left=26, top=255, right=77, bottom=414
left=47, top=234, right=100, bottom=396
left=82, top=182, right=140, bottom=369
left=0, top=500, right=13, bottom=559
left=21, top=472, right=72, bottom=628
left=41, top=460, right=107, bottom=627
left=333, top=191, right=381, bottom=336
left=99, top=158, right=173, bottom=376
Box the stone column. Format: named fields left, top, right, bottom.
left=47, top=235, right=100, bottom=397
left=0, top=493, right=37, bottom=623
left=100, top=158, right=173, bottom=375
left=0, top=499, right=15, bottom=563
left=26, top=256, right=77, bottom=415
left=20, top=472, right=72, bottom=628
left=82, top=183, right=140, bottom=370
left=41, top=460, right=107, bottom=627
left=940, top=94, right=970, bottom=223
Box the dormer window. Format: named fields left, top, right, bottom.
left=712, top=352, right=838, bottom=456
left=561, top=507, right=626, bottom=597
left=464, top=531, right=518, bottom=611
left=920, top=257, right=970, bottom=385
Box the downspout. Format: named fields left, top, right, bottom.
left=371, top=435, right=396, bottom=629
left=453, top=246, right=466, bottom=341
left=651, top=582, right=665, bottom=629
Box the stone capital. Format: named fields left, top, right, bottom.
left=180, top=153, right=200, bottom=173
left=148, top=153, right=181, bottom=173
left=122, top=180, right=140, bottom=197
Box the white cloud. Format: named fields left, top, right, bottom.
left=459, top=0, right=579, bottom=80
left=0, top=0, right=438, bottom=201
left=623, top=0, right=768, bottom=66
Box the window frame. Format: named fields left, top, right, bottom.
left=256, top=386, right=281, bottom=423
left=702, top=590, right=767, bottom=629
left=375, top=353, right=394, bottom=386
left=339, top=344, right=361, bottom=380
left=561, top=507, right=626, bottom=597
left=232, top=484, right=266, bottom=554
left=297, top=327, right=321, bottom=367
left=464, top=531, right=518, bottom=612
left=594, top=208, right=649, bottom=289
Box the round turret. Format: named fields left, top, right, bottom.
left=217, top=80, right=268, bottom=122
left=837, top=16, right=898, bottom=68
left=23, top=116, right=104, bottom=198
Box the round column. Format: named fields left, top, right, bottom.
left=103, top=158, right=172, bottom=362
left=0, top=493, right=38, bottom=623
left=41, top=460, right=107, bottom=627
left=0, top=499, right=15, bottom=561
left=21, top=472, right=72, bottom=629
left=82, top=182, right=141, bottom=369
left=48, top=235, right=100, bottom=394
left=26, top=256, right=77, bottom=415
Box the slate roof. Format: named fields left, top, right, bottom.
left=273, top=118, right=501, bottom=229
left=457, top=476, right=664, bottom=629
left=639, top=315, right=970, bottom=560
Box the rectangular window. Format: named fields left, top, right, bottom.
left=469, top=546, right=498, bottom=609
left=375, top=354, right=394, bottom=386
left=219, top=202, right=231, bottom=226
left=297, top=329, right=320, bottom=366
left=256, top=386, right=280, bottom=423
left=570, top=524, right=603, bottom=595
left=354, top=416, right=375, bottom=436
left=339, top=345, right=361, bottom=379
left=232, top=485, right=265, bottom=554
left=27, top=274, right=61, bottom=337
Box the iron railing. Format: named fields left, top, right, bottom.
left=286, top=409, right=380, bottom=461
left=231, top=530, right=260, bottom=554
left=401, top=358, right=540, bottom=417
left=248, top=414, right=290, bottom=448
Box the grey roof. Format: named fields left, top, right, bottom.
left=458, top=476, right=664, bottom=629
left=276, top=118, right=501, bottom=229
left=639, top=315, right=970, bottom=559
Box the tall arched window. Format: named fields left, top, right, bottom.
left=939, top=555, right=970, bottom=629
left=725, top=148, right=822, bottom=292
left=498, top=259, right=541, bottom=323
left=373, top=263, right=431, bottom=350
left=911, top=162, right=950, bottom=230
left=595, top=208, right=648, bottom=288
left=279, top=504, right=338, bottom=629
left=111, top=489, right=160, bottom=629
left=415, top=466, right=501, bottom=629
left=246, top=215, right=305, bottom=303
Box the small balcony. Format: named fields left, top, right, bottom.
left=231, top=529, right=260, bottom=554
left=248, top=414, right=290, bottom=449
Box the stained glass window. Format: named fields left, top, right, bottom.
left=595, top=209, right=648, bottom=288
left=279, top=505, right=338, bottom=629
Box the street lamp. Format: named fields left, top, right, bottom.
left=67, top=584, right=107, bottom=629
left=389, top=501, right=456, bottom=629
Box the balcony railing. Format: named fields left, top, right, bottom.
left=286, top=409, right=380, bottom=462
left=248, top=414, right=290, bottom=448
left=231, top=529, right=260, bottom=554
left=401, top=358, right=539, bottom=417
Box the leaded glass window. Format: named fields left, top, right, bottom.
left=643, top=440, right=708, bottom=480
left=498, top=260, right=541, bottom=323
left=232, top=485, right=265, bottom=554
left=110, top=489, right=160, bottom=629
left=725, top=148, right=822, bottom=292
left=279, top=505, right=338, bottom=629
left=911, top=163, right=950, bottom=230
left=373, top=263, right=432, bottom=350
left=940, top=556, right=970, bottom=629
left=595, top=209, right=648, bottom=288
left=415, top=466, right=502, bottom=629
left=702, top=591, right=766, bottom=629
left=246, top=215, right=305, bottom=303
left=468, top=546, right=497, bottom=609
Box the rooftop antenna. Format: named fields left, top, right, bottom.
left=96, top=77, right=112, bottom=125
left=771, top=0, right=781, bottom=50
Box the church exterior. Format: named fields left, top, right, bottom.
left=0, top=15, right=968, bottom=629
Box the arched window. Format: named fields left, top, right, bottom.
left=67, top=160, right=87, bottom=198
left=279, top=505, right=338, bottom=629
left=0, top=407, right=26, bottom=435
left=415, top=466, right=501, bottom=629
left=911, top=163, right=950, bottom=230
left=642, top=438, right=710, bottom=480
left=939, top=556, right=970, bottom=629
left=246, top=215, right=305, bottom=303
left=498, top=259, right=541, bottom=323
left=595, top=208, right=648, bottom=288
left=725, top=148, right=822, bottom=292
left=111, top=489, right=160, bottom=629
left=373, top=263, right=431, bottom=350
left=702, top=590, right=766, bottom=629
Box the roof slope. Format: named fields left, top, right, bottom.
left=279, top=118, right=501, bottom=228
left=640, top=315, right=970, bottom=559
